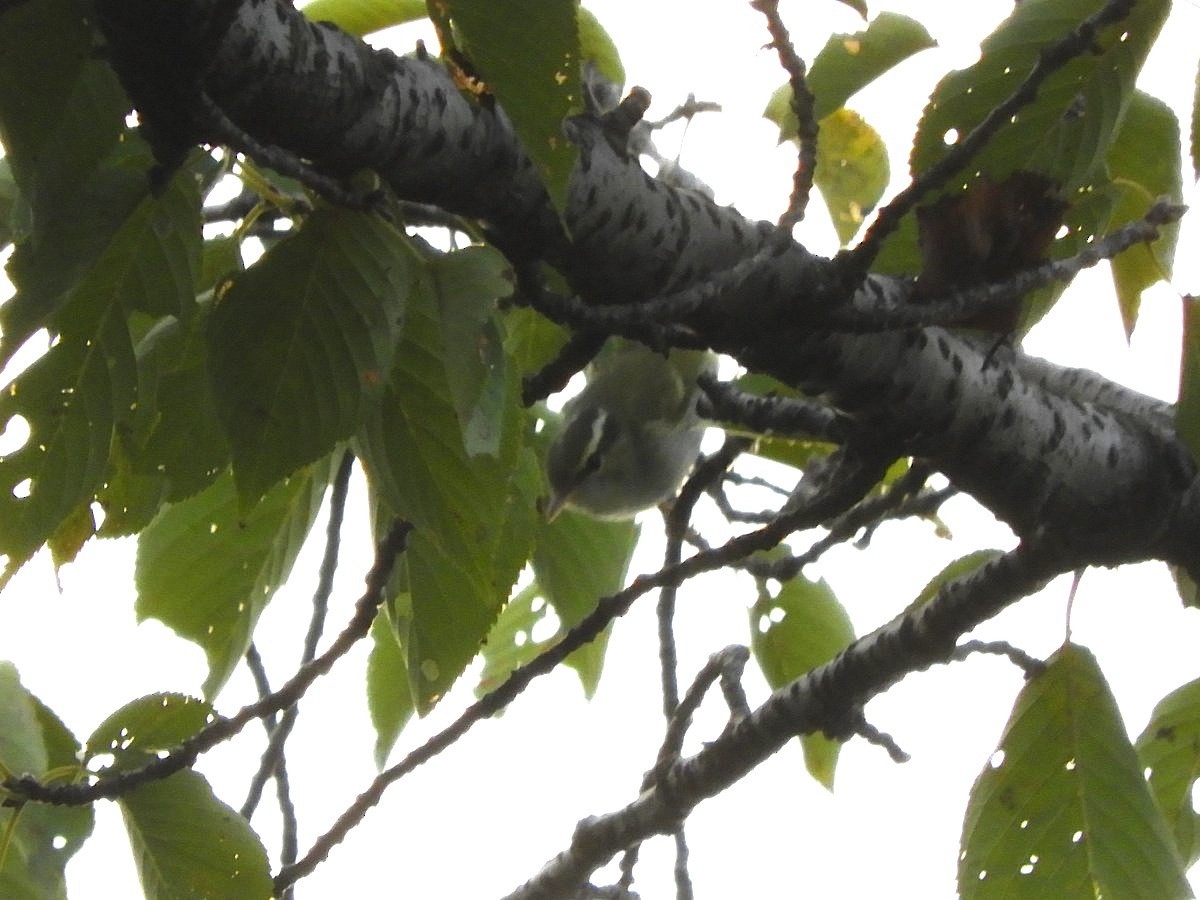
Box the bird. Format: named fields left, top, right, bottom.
left=542, top=343, right=715, bottom=520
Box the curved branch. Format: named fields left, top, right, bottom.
left=501, top=539, right=1070, bottom=899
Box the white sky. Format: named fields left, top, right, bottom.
left=2, top=0, right=1200, bottom=897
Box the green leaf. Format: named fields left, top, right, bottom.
left=208, top=208, right=410, bottom=507
left=531, top=509, right=639, bottom=696
left=1104, top=91, right=1181, bottom=335
left=47, top=501, right=96, bottom=571
left=366, top=610, right=415, bottom=769
left=85, top=694, right=213, bottom=772
left=0, top=282, right=134, bottom=585
left=1136, top=678, right=1200, bottom=866
left=878, top=0, right=1168, bottom=288
left=476, top=581, right=553, bottom=699
left=578, top=6, right=625, bottom=89
left=135, top=461, right=333, bottom=698
left=1193, top=61, right=1199, bottom=183
left=0, top=157, right=202, bottom=579
left=914, top=0, right=1166, bottom=188
left=1, top=141, right=149, bottom=360
left=127, top=307, right=231, bottom=506
left=750, top=575, right=855, bottom=789
left=448, top=0, right=581, bottom=213
left=95, top=442, right=172, bottom=539
left=429, top=245, right=514, bottom=457
left=119, top=770, right=272, bottom=900
left=0, top=0, right=127, bottom=215
left=1170, top=565, right=1200, bottom=612
left=0, top=664, right=94, bottom=900
left=909, top=549, right=1004, bottom=610
left=503, top=305, right=570, bottom=374
left=0, top=157, right=18, bottom=248
left=356, top=263, right=532, bottom=713
left=1177, top=300, right=1200, bottom=468
left=834, top=0, right=868, bottom=18
left=0, top=662, right=50, bottom=782
left=299, top=0, right=426, bottom=35
left=764, top=13, right=934, bottom=139
left=2, top=135, right=205, bottom=367
left=814, top=108, right=889, bottom=245
left=959, top=644, right=1191, bottom=899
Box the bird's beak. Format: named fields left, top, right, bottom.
left=540, top=490, right=568, bottom=522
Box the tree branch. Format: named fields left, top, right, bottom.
left=2, top=520, right=412, bottom=806
left=501, top=538, right=1071, bottom=899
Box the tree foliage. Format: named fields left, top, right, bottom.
left=1, top=0, right=1199, bottom=897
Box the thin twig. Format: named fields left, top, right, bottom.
left=197, top=92, right=379, bottom=211
left=521, top=329, right=608, bottom=406
left=697, top=375, right=845, bottom=443
left=501, top=540, right=1071, bottom=898
left=834, top=201, right=1185, bottom=330
left=849, top=715, right=909, bottom=764
left=708, top=464, right=951, bottom=583
left=275, top=448, right=884, bottom=893
left=752, top=0, right=817, bottom=228
left=951, top=639, right=1046, bottom=678
left=241, top=450, right=357, bottom=878
left=241, top=644, right=298, bottom=900
left=631, top=437, right=749, bottom=893
left=4, top=521, right=412, bottom=806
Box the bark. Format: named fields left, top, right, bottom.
left=93, top=0, right=1197, bottom=577
left=86, top=2, right=1200, bottom=892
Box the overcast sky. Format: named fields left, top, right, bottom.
left=2, top=1, right=1200, bottom=896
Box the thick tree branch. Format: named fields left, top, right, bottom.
left=94, top=0, right=1199, bottom=582
left=75, top=8, right=1200, bottom=894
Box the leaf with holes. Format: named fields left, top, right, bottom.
left=0, top=290, right=134, bottom=586
left=2, top=142, right=200, bottom=365
left=85, top=693, right=213, bottom=772
left=912, top=0, right=1166, bottom=188
left=356, top=259, right=534, bottom=713
left=135, top=460, right=333, bottom=698
left=446, top=0, right=581, bottom=213
left=877, top=0, right=1168, bottom=290
left=1135, top=677, right=1200, bottom=866
left=959, top=643, right=1190, bottom=899
left=750, top=575, right=855, bottom=789
left=0, top=153, right=200, bottom=582
left=119, top=770, right=272, bottom=900
left=531, top=508, right=639, bottom=696
left=209, top=207, right=410, bottom=508
left=476, top=582, right=553, bottom=699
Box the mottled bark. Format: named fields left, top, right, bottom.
left=80, top=4, right=1200, bottom=893
left=95, top=0, right=1197, bottom=577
